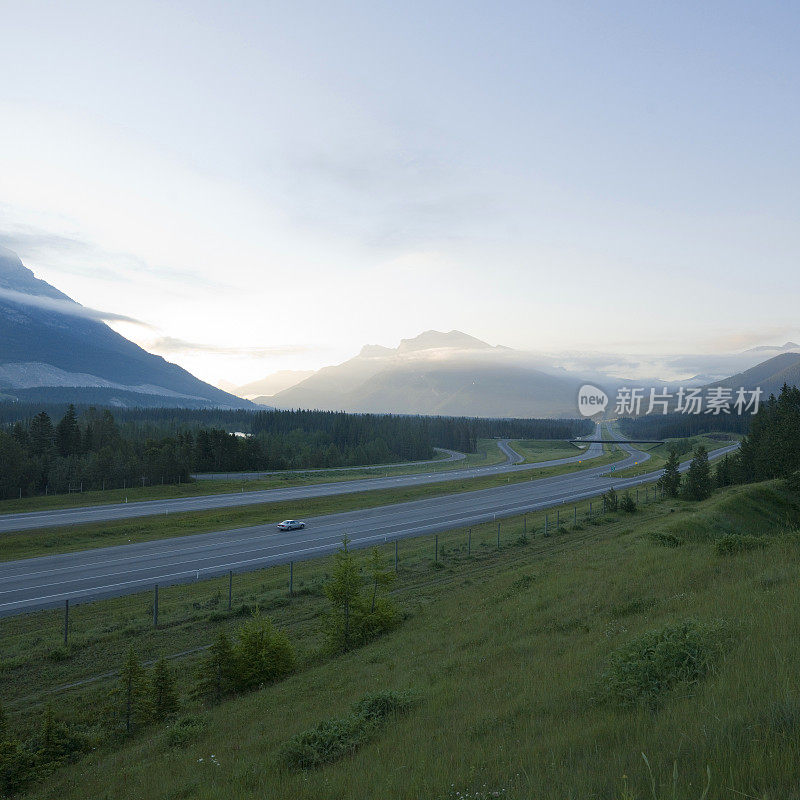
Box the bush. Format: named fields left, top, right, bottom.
left=715, top=534, right=768, bottom=555
left=280, top=690, right=415, bottom=770
left=233, top=613, right=297, bottom=692
left=649, top=531, right=683, bottom=548
left=620, top=492, right=637, bottom=513
left=603, top=488, right=619, bottom=512
left=0, top=739, right=39, bottom=796
left=598, top=620, right=731, bottom=709
left=164, top=715, right=207, bottom=748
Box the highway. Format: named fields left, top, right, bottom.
left=0, top=435, right=739, bottom=616
left=0, top=433, right=590, bottom=533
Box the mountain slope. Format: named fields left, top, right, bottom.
left=269, top=330, right=582, bottom=417
left=0, top=246, right=252, bottom=408
left=709, top=352, right=800, bottom=397
left=237, top=370, right=315, bottom=400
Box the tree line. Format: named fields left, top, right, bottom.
left=0, top=403, right=592, bottom=498
left=649, top=384, right=800, bottom=501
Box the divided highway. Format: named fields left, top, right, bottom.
left=0, top=434, right=588, bottom=533
left=0, top=435, right=739, bottom=616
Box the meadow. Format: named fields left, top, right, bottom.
left=4, top=477, right=800, bottom=799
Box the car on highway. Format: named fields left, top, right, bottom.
left=277, top=519, right=306, bottom=531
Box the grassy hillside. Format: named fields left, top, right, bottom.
left=8, top=479, right=800, bottom=799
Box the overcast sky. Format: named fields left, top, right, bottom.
left=1, top=1, right=799, bottom=385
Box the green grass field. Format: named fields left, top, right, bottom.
left=0, top=446, right=625, bottom=563
left=509, top=438, right=586, bottom=463
left=0, top=439, right=512, bottom=516
left=5, top=476, right=800, bottom=799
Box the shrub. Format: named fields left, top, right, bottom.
left=164, top=715, right=207, bottom=748
left=280, top=690, right=415, bottom=770
left=598, top=620, right=730, bottom=709
left=233, top=613, right=297, bottom=692
left=715, top=534, right=768, bottom=555
left=0, top=740, right=39, bottom=796
left=28, top=704, right=90, bottom=767
left=603, top=488, right=619, bottom=512
left=620, top=492, right=637, bottom=513
left=649, top=531, right=683, bottom=548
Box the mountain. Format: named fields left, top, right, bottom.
left=0, top=246, right=252, bottom=409
left=268, top=330, right=583, bottom=417
left=237, top=369, right=315, bottom=401
left=708, top=352, right=800, bottom=397
left=742, top=341, right=800, bottom=355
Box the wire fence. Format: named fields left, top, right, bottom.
left=0, top=479, right=665, bottom=716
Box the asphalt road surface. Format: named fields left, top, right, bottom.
left=0, top=432, right=594, bottom=534
left=0, top=435, right=739, bottom=616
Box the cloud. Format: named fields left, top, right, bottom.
left=148, top=336, right=311, bottom=358
left=0, top=224, right=234, bottom=292
left=0, top=286, right=151, bottom=326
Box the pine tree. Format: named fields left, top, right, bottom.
left=323, top=535, right=364, bottom=652
left=115, top=646, right=150, bottom=733
left=683, top=445, right=712, bottom=501
left=658, top=448, right=682, bottom=497
left=150, top=657, right=179, bottom=721
left=191, top=631, right=237, bottom=703
left=367, top=547, right=394, bottom=613
left=29, top=412, right=55, bottom=458
left=55, top=405, right=81, bottom=458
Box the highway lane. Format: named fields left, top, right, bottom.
left=1, top=431, right=717, bottom=616
left=192, top=447, right=467, bottom=480
left=0, top=432, right=594, bottom=534
left=0, top=437, right=741, bottom=616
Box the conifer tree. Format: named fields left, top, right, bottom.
left=683, top=445, right=712, bottom=501
left=116, top=646, right=150, bottom=733
left=150, top=657, right=179, bottom=721
left=324, top=535, right=364, bottom=652
left=191, top=631, right=237, bottom=703
left=658, top=447, right=682, bottom=497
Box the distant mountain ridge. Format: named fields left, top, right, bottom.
left=0, top=246, right=252, bottom=409
left=266, top=330, right=583, bottom=417
left=708, top=352, right=800, bottom=396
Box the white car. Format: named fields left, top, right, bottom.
left=277, top=519, right=306, bottom=531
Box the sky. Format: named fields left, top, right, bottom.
left=1, top=0, right=799, bottom=386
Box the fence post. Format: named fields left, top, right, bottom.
left=153, top=585, right=158, bottom=629
left=468, top=527, right=472, bottom=556
left=523, top=514, right=527, bottom=534
left=395, top=539, right=398, bottom=572
left=636, top=488, right=639, bottom=503
left=589, top=501, right=592, bottom=517
left=63, top=599, right=69, bottom=646
left=556, top=509, right=560, bottom=528
left=435, top=535, right=438, bottom=563
left=497, top=521, right=500, bottom=549
left=289, top=562, right=294, bottom=596
left=574, top=506, right=577, bottom=525
left=544, top=515, right=548, bottom=536
left=228, top=570, right=233, bottom=610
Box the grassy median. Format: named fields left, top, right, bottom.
left=0, top=446, right=626, bottom=562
